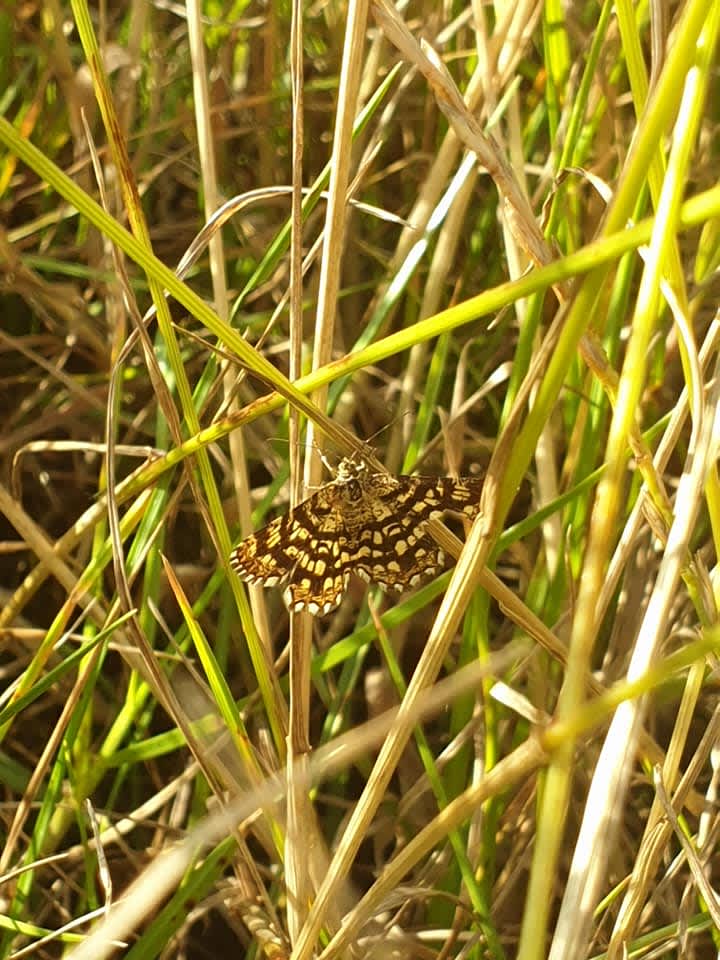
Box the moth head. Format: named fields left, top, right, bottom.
left=335, top=457, right=369, bottom=503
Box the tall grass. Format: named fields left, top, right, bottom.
left=1, top=0, right=720, bottom=957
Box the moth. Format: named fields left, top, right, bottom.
left=230, top=458, right=482, bottom=615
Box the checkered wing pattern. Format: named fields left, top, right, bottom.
left=230, top=459, right=482, bottom=615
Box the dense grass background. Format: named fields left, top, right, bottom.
left=1, top=0, right=720, bottom=957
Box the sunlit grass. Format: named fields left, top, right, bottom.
left=1, top=1, right=720, bottom=958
